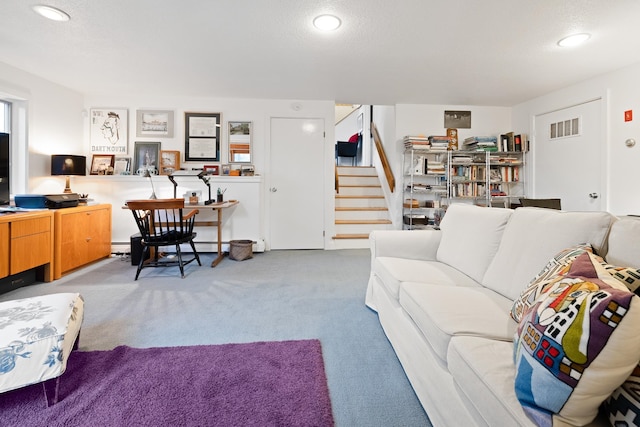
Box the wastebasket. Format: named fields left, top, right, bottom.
left=229, top=240, right=253, bottom=261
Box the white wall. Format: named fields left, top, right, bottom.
left=512, top=61, right=640, bottom=216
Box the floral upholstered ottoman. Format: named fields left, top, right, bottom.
left=0, top=293, right=84, bottom=404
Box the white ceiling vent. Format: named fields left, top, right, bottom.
left=550, top=117, right=580, bottom=139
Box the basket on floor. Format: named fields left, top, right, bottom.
left=229, top=240, right=253, bottom=261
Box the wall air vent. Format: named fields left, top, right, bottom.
left=550, top=117, right=580, bottom=139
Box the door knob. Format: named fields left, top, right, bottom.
left=589, top=193, right=599, bottom=199
left=270, top=187, right=278, bottom=193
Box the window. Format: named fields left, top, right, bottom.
left=0, top=98, right=28, bottom=195
left=0, top=101, right=8, bottom=133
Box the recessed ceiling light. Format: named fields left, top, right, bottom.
left=32, top=5, right=70, bottom=22
left=313, top=15, right=341, bottom=31
left=557, top=33, right=590, bottom=47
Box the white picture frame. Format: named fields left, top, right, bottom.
left=90, top=108, right=129, bottom=155
left=136, top=109, right=174, bottom=138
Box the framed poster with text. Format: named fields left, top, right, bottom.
left=90, top=108, right=128, bottom=155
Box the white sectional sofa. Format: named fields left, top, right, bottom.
left=366, top=204, right=640, bottom=427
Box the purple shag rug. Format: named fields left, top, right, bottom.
left=0, top=339, right=334, bottom=427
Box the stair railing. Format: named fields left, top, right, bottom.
left=371, top=122, right=395, bottom=193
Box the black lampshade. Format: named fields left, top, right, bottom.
left=51, top=155, right=86, bottom=176
left=51, top=155, right=86, bottom=193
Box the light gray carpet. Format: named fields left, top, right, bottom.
left=0, top=249, right=432, bottom=427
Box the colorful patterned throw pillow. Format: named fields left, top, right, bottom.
left=510, top=244, right=593, bottom=323
left=513, top=252, right=640, bottom=427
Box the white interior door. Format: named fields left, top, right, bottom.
left=269, top=117, right=325, bottom=249
left=533, top=99, right=603, bottom=211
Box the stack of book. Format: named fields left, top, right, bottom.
left=463, top=136, right=498, bottom=151
left=403, top=136, right=431, bottom=150
left=428, top=136, right=451, bottom=151
left=426, top=160, right=445, bottom=175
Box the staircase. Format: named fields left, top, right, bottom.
left=333, top=166, right=392, bottom=249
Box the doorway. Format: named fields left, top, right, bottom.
left=533, top=99, right=604, bottom=211
left=268, top=117, right=325, bottom=249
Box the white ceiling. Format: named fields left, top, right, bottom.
left=2, top=0, right=640, bottom=106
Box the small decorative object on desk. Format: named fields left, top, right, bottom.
left=217, top=187, right=226, bottom=203
left=189, top=192, right=199, bottom=204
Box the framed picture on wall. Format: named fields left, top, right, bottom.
left=136, top=110, right=174, bottom=138
left=228, top=121, right=251, bottom=163
left=133, top=141, right=161, bottom=175
left=90, top=108, right=129, bottom=155
left=185, top=112, right=221, bottom=161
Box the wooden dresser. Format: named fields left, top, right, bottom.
left=53, top=204, right=112, bottom=279
left=0, top=210, right=54, bottom=282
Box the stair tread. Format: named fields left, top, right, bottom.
left=336, top=195, right=384, bottom=199
left=338, top=184, right=382, bottom=188
left=335, top=207, right=388, bottom=211
left=335, top=219, right=392, bottom=225
left=332, top=234, right=370, bottom=240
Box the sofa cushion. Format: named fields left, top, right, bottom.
left=511, top=244, right=594, bottom=323
left=373, top=257, right=481, bottom=301
left=482, top=207, right=613, bottom=301
left=448, top=336, right=535, bottom=426
left=513, top=252, right=640, bottom=426
left=400, top=283, right=516, bottom=365
left=605, top=216, right=640, bottom=268
left=437, top=204, right=513, bottom=283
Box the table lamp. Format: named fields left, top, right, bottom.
left=51, top=154, right=86, bottom=193
left=143, top=169, right=157, bottom=199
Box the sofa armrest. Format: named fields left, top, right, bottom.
left=369, top=229, right=442, bottom=261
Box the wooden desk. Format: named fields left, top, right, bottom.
left=185, top=200, right=239, bottom=267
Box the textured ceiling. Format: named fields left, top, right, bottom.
left=1, top=0, right=640, bottom=106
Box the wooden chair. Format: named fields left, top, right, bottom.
left=126, top=198, right=201, bottom=279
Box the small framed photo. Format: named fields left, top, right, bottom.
left=136, top=110, right=174, bottom=138
left=204, top=164, right=219, bottom=175
left=241, top=164, right=255, bottom=176
left=133, top=141, right=161, bottom=175
left=444, top=110, right=471, bottom=129
left=114, top=157, right=131, bottom=175
left=90, top=154, right=115, bottom=175
left=221, top=164, right=231, bottom=175
left=160, top=150, right=180, bottom=175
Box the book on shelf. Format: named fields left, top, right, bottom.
left=499, top=132, right=528, bottom=152
left=463, top=136, right=497, bottom=153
